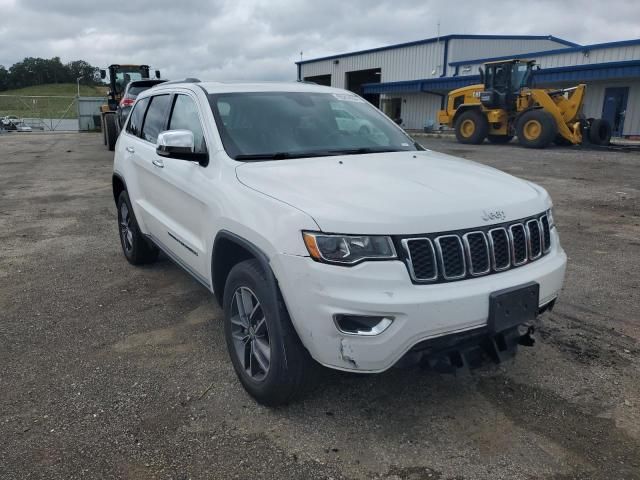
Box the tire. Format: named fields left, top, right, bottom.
left=105, top=113, right=118, bottom=151
left=588, top=118, right=612, bottom=146
left=516, top=110, right=557, bottom=148
left=487, top=134, right=513, bottom=144
left=223, top=259, right=311, bottom=406
left=102, top=115, right=107, bottom=145
left=116, top=191, right=158, bottom=265
left=454, top=109, right=489, bottom=144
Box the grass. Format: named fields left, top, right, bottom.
left=0, top=83, right=107, bottom=97
left=0, top=83, right=108, bottom=120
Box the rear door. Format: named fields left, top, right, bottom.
left=130, top=94, right=173, bottom=245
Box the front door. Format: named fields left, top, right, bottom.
left=602, top=87, right=628, bottom=137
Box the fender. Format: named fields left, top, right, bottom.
left=211, top=230, right=279, bottom=306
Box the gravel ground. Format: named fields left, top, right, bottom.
left=0, top=133, right=639, bottom=480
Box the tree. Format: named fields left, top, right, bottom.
left=0, top=57, right=98, bottom=91
left=0, top=65, right=9, bottom=91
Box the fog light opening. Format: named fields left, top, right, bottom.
left=333, top=314, right=394, bottom=336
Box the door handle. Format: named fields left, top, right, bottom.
left=152, top=159, right=164, bottom=168
left=126, top=146, right=135, bottom=153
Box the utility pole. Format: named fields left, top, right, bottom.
left=76, top=76, right=82, bottom=97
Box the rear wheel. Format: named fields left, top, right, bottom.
left=487, top=134, right=513, bottom=144
left=588, top=118, right=612, bottom=145
left=105, top=113, right=118, bottom=151
left=517, top=110, right=557, bottom=148
left=223, top=259, right=311, bottom=406
left=454, top=110, right=489, bottom=144
left=117, top=191, right=158, bottom=265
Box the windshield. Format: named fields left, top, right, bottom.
left=208, top=91, right=418, bottom=160
left=113, top=68, right=146, bottom=94
left=512, top=63, right=531, bottom=90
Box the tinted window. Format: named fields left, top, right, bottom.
left=169, top=95, right=207, bottom=153
left=127, top=86, right=149, bottom=97
left=126, top=97, right=149, bottom=137
left=209, top=92, right=416, bottom=160
left=141, top=95, right=171, bottom=144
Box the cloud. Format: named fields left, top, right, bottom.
left=0, top=0, right=638, bottom=81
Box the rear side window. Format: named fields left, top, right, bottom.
left=126, top=97, right=149, bottom=137
left=141, top=94, right=171, bottom=144
left=127, top=86, right=148, bottom=97
left=169, top=95, right=207, bottom=154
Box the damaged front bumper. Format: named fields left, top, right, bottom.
left=271, top=234, right=566, bottom=373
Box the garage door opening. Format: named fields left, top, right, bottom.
left=345, top=68, right=381, bottom=107
left=304, top=74, right=332, bottom=87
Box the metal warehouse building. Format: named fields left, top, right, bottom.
left=296, top=34, right=640, bottom=137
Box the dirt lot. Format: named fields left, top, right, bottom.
left=1, top=133, right=639, bottom=480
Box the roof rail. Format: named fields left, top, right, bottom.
left=161, top=78, right=201, bottom=85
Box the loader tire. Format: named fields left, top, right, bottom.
left=487, top=134, right=513, bottom=144
left=105, top=113, right=118, bottom=152
left=517, top=110, right=557, bottom=148
left=589, top=119, right=612, bottom=146
left=454, top=110, right=489, bottom=144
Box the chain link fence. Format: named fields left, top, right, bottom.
left=0, top=95, right=106, bottom=131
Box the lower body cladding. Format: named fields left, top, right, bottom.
left=272, top=234, right=567, bottom=373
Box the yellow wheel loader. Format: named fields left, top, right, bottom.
left=438, top=59, right=612, bottom=148
left=99, top=64, right=161, bottom=151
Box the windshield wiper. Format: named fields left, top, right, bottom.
left=234, top=151, right=340, bottom=161
left=325, top=147, right=404, bottom=156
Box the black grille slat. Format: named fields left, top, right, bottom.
left=465, top=232, right=490, bottom=275
left=402, top=213, right=551, bottom=283
left=527, top=220, right=542, bottom=259
left=510, top=224, right=528, bottom=265
left=540, top=215, right=551, bottom=252
left=405, top=239, right=437, bottom=280
left=489, top=228, right=510, bottom=270
left=436, top=236, right=465, bottom=279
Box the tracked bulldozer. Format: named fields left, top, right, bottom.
left=438, top=59, right=611, bottom=148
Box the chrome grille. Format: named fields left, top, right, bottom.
left=401, top=212, right=552, bottom=283
left=402, top=238, right=437, bottom=281
left=526, top=219, right=542, bottom=259
left=509, top=224, right=528, bottom=266
left=435, top=235, right=466, bottom=280
left=463, top=232, right=490, bottom=276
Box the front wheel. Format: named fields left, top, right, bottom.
left=223, top=259, right=311, bottom=406
left=454, top=110, right=489, bottom=144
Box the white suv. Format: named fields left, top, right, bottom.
left=112, top=80, right=567, bottom=405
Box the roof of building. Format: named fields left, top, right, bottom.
left=295, top=34, right=579, bottom=65
left=448, top=38, right=640, bottom=66
left=361, top=59, right=640, bottom=94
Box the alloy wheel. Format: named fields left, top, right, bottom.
left=230, top=286, right=271, bottom=381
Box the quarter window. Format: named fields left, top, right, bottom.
left=126, top=97, right=149, bottom=137
left=169, top=95, right=207, bottom=154
left=141, top=94, right=171, bottom=144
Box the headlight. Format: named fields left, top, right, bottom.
left=302, top=232, right=397, bottom=265
left=546, top=208, right=555, bottom=228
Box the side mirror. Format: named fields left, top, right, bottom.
left=100, top=69, right=106, bottom=79
left=155, top=70, right=161, bottom=79
left=156, top=130, right=208, bottom=165
left=478, top=67, right=484, bottom=84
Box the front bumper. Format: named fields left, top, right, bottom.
left=271, top=231, right=567, bottom=372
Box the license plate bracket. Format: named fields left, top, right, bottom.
left=488, top=282, right=539, bottom=333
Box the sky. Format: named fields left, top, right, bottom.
left=0, top=0, right=639, bottom=81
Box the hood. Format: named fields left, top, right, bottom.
left=235, top=150, right=549, bottom=235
